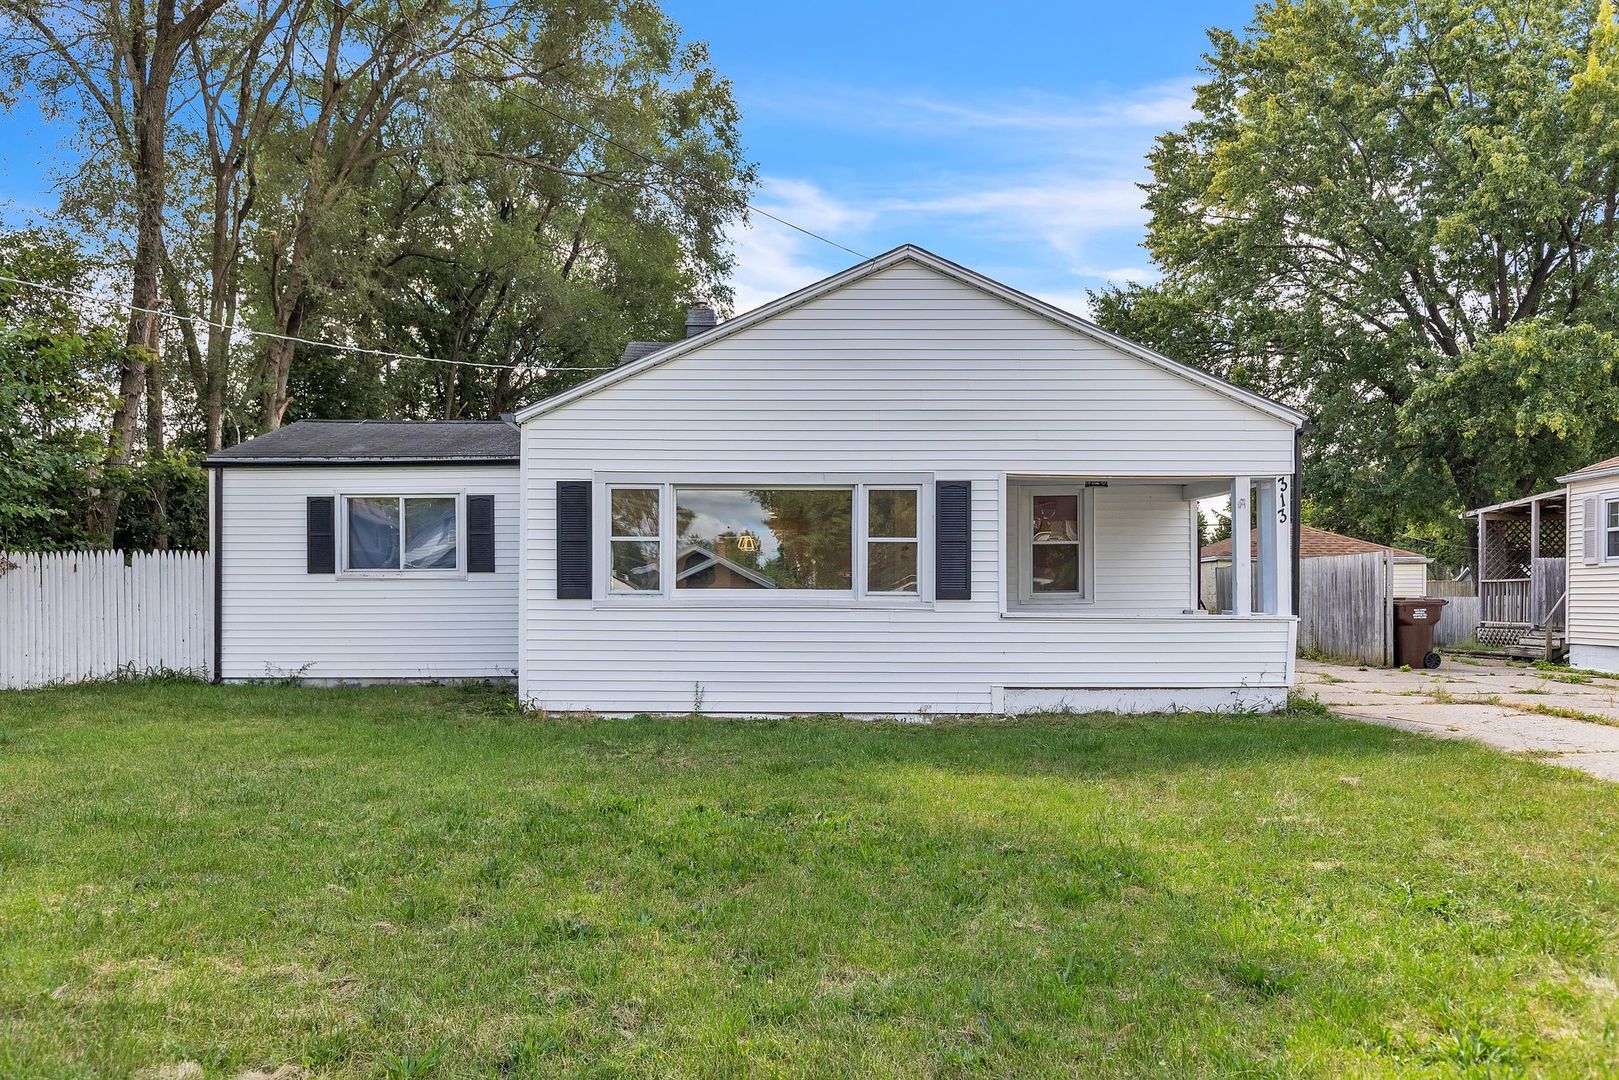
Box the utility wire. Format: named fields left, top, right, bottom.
left=331, top=0, right=870, bottom=261
left=0, top=272, right=614, bottom=373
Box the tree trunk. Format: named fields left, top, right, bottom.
left=91, top=63, right=171, bottom=544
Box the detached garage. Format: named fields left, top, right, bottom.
left=205, top=419, right=520, bottom=683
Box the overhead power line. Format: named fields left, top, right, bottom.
left=331, top=0, right=871, bottom=262
left=0, top=273, right=612, bottom=374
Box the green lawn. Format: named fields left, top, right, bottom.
left=2, top=685, right=1617, bottom=1077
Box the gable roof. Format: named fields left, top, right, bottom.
left=205, top=419, right=519, bottom=466
left=515, top=245, right=1307, bottom=427
left=1202, top=524, right=1425, bottom=561
left=1558, top=454, right=1619, bottom=485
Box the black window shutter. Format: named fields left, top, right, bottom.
left=935, top=480, right=972, bottom=600
left=556, top=481, right=592, bottom=598
left=466, top=495, right=496, bottom=573
left=307, top=496, right=336, bottom=574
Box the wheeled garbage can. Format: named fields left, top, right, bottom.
left=1393, top=598, right=1448, bottom=669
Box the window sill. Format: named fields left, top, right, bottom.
left=593, top=595, right=932, bottom=611
left=1000, top=610, right=1298, bottom=621
left=338, top=570, right=467, bottom=581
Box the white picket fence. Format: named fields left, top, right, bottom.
left=0, top=550, right=212, bottom=689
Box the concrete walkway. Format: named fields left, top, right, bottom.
left=1299, top=657, right=1619, bottom=781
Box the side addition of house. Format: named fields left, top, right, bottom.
left=205, top=420, right=521, bottom=682
left=516, top=245, right=1305, bottom=716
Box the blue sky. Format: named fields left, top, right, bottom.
left=0, top=1, right=1259, bottom=316
left=664, top=0, right=1257, bottom=313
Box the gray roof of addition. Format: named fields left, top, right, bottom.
left=618, top=340, right=672, bottom=364
left=205, top=419, right=519, bottom=466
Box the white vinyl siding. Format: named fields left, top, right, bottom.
left=518, top=259, right=1296, bottom=714
left=1392, top=561, right=1428, bottom=598
left=219, top=464, right=519, bottom=681
left=1566, top=480, right=1619, bottom=649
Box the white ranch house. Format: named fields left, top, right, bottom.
left=207, top=245, right=1305, bottom=713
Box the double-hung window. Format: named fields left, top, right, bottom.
left=1011, top=483, right=1092, bottom=606
left=609, top=487, right=663, bottom=591
left=865, top=488, right=919, bottom=593
left=1606, top=498, right=1619, bottom=560
left=601, top=482, right=925, bottom=600
left=345, top=495, right=459, bottom=572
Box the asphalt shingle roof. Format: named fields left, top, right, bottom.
left=205, top=419, right=519, bottom=464
left=618, top=340, right=672, bottom=364
left=1202, top=523, right=1422, bottom=560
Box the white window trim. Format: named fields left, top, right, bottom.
left=605, top=484, right=664, bottom=594
left=1010, top=482, right=1095, bottom=608
left=592, top=475, right=934, bottom=607
left=1604, top=496, right=1619, bottom=563
left=338, top=492, right=466, bottom=578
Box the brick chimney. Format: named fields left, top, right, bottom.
left=685, top=301, right=718, bottom=338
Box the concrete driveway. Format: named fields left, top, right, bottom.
left=1299, top=657, right=1619, bottom=781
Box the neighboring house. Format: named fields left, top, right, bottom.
left=1562, top=455, right=1619, bottom=670
left=1459, top=456, right=1619, bottom=664
left=204, top=245, right=1307, bottom=712
left=516, top=245, right=1305, bottom=715
left=204, top=419, right=520, bottom=682
left=1199, top=525, right=1430, bottom=611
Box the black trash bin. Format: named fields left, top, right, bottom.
left=1393, top=597, right=1448, bottom=669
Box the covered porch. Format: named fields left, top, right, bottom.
left=1462, top=490, right=1568, bottom=658
left=1006, top=473, right=1295, bottom=619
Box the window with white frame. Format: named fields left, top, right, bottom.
left=601, top=483, right=924, bottom=598
left=1010, top=483, right=1092, bottom=605
left=609, top=487, right=662, bottom=591
left=866, top=488, right=919, bottom=593
left=1606, top=498, right=1619, bottom=560
left=345, top=495, right=458, bottom=571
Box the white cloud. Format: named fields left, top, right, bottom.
left=725, top=178, right=872, bottom=313
left=881, top=176, right=1149, bottom=258
left=720, top=77, right=1194, bottom=311
left=758, top=78, right=1199, bottom=141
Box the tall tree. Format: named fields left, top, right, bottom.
left=2, top=0, right=230, bottom=539
left=1092, top=0, right=1619, bottom=563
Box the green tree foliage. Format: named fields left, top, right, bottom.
left=1092, top=0, right=1619, bottom=568
left=0, top=0, right=753, bottom=545
left=0, top=229, right=206, bottom=549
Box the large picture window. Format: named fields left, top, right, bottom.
left=598, top=481, right=926, bottom=600
left=345, top=495, right=458, bottom=571
left=676, top=487, right=853, bottom=590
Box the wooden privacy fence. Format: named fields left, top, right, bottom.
left=1298, top=551, right=1392, bottom=665
left=0, top=550, right=212, bottom=689
left=1432, top=593, right=1481, bottom=647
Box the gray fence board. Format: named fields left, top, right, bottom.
left=1298, top=551, right=1390, bottom=666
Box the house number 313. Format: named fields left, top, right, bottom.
left=1277, top=478, right=1289, bottom=524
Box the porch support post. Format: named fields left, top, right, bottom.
left=1256, top=480, right=1279, bottom=614
left=1231, top=476, right=1252, bottom=616
left=1274, top=478, right=1292, bottom=616
left=1530, top=498, right=1541, bottom=567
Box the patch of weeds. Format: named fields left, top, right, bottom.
left=1398, top=664, right=1413, bottom=673
left=1387, top=878, right=1465, bottom=923
left=536, top=913, right=600, bottom=944
left=1053, top=838, right=1147, bottom=906
left=381, top=1042, right=447, bottom=1078
left=1285, top=695, right=1335, bottom=719
left=1418, top=1015, right=1522, bottom=1072
left=1313, top=672, right=1348, bottom=685
left=497, top=1028, right=563, bottom=1073
left=1219, top=959, right=1299, bottom=999
left=1056, top=950, right=1123, bottom=989
left=1519, top=703, right=1619, bottom=729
